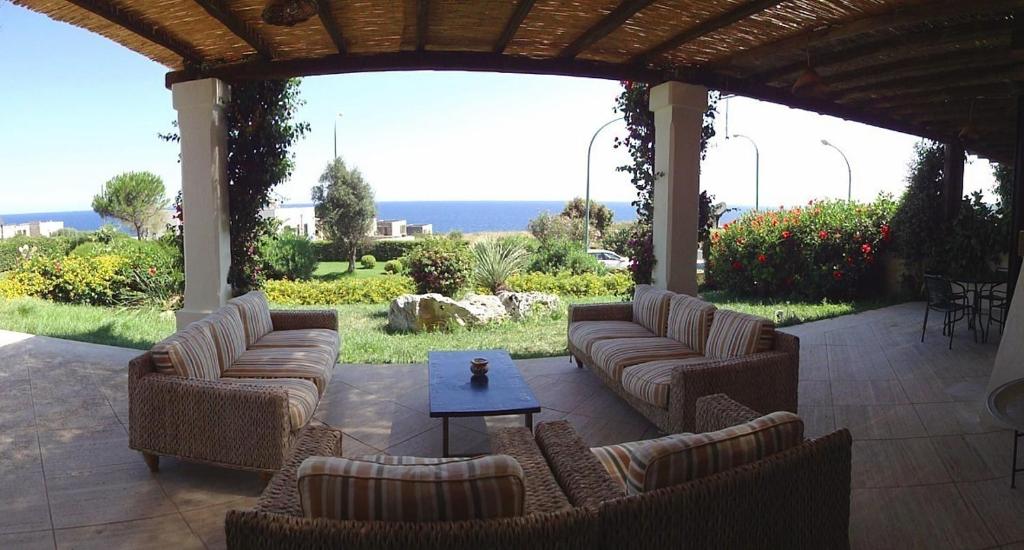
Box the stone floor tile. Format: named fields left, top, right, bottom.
left=932, top=433, right=1016, bottom=483
left=826, top=323, right=881, bottom=347
left=851, top=438, right=951, bottom=488
left=154, top=457, right=264, bottom=512
left=180, top=497, right=257, bottom=550
left=53, top=514, right=204, bottom=550
left=563, top=411, right=651, bottom=447
left=914, top=402, right=1008, bottom=436
left=798, top=380, right=831, bottom=407
left=885, top=344, right=937, bottom=380
left=0, top=470, right=52, bottom=535
left=0, top=427, right=41, bottom=476
left=797, top=405, right=836, bottom=440
left=384, top=423, right=490, bottom=457
left=831, top=380, right=908, bottom=406
left=833, top=405, right=928, bottom=439
left=798, top=344, right=829, bottom=381
left=317, top=397, right=438, bottom=451
left=828, top=345, right=896, bottom=381
left=958, top=477, right=1024, bottom=545
left=32, top=397, right=120, bottom=431
left=0, top=529, right=55, bottom=550
left=45, top=462, right=178, bottom=529
left=898, top=376, right=989, bottom=404
left=38, top=423, right=133, bottom=474
left=850, top=485, right=994, bottom=550
left=340, top=434, right=382, bottom=458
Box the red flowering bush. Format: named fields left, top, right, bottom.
left=407, top=236, right=473, bottom=297
left=706, top=197, right=897, bottom=300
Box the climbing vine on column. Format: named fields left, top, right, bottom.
left=613, top=81, right=718, bottom=285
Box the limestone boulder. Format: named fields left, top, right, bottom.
left=497, top=291, right=561, bottom=320
left=387, top=293, right=509, bottom=332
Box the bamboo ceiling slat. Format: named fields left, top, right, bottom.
left=425, top=1, right=520, bottom=52
left=330, top=0, right=404, bottom=54
left=505, top=0, right=622, bottom=58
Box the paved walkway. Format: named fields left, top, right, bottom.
left=0, top=301, right=1022, bottom=549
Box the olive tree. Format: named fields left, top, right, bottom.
left=312, top=158, right=376, bottom=273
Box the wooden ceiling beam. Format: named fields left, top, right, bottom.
left=865, top=83, right=1019, bottom=110
left=558, top=0, right=656, bottom=59
left=65, top=0, right=202, bottom=65
left=836, top=60, right=1020, bottom=99
left=825, top=48, right=1007, bottom=91
left=715, top=0, right=1019, bottom=74
left=416, top=0, right=429, bottom=51
left=631, top=0, right=785, bottom=65
left=193, top=0, right=273, bottom=59
left=315, top=0, right=347, bottom=54
left=494, top=0, right=535, bottom=53
left=842, top=64, right=1024, bottom=105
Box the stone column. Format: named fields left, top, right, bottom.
left=649, top=81, right=707, bottom=296
left=172, top=78, right=232, bottom=329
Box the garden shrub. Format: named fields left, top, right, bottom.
left=473, top=238, right=529, bottom=293
left=383, top=259, right=403, bottom=274
left=601, top=222, right=634, bottom=256
left=370, top=240, right=419, bottom=261
left=0, top=236, right=73, bottom=272
left=706, top=197, right=897, bottom=300
left=407, top=237, right=473, bottom=297
left=264, top=275, right=414, bottom=305
left=360, top=255, right=377, bottom=269
left=528, top=239, right=604, bottom=275
left=507, top=271, right=632, bottom=297
left=262, top=233, right=317, bottom=280
left=11, top=254, right=126, bottom=305
left=71, top=238, right=184, bottom=306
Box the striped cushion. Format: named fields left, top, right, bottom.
left=228, top=291, right=274, bottom=346
left=224, top=347, right=334, bottom=395
left=591, top=434, right=686, bottom=493
left=631, top=285, right=672, bottom=336
left=704, top=309, right=776, bottom=359
left=356, top=455, right=472, bottom=465
left=206, top=308, right=247, bottom=374
left=590, top=337, right=700, bottom=381
left=251, top=328, right=340, bottom=361
left=297, top=454, right=526, bottom=522
left=665, top=295, right=716, bottom=353
left=149, top=323, right=220, bottom=380
left=568, top=321, right=655, bottom=356
left=614, top=411, right=804, bottom=495
left=220, top=377, right=318, bottom=432
left=621, top=357, right=715, bottom=409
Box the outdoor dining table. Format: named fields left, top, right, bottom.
left=953, top=271, right=1007, bottom=343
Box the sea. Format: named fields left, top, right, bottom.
left=0, top=201, right=748, bottom=234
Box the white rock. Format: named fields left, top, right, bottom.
left=387, top=293, right=508, bottom=332
left=497, top=291, right=561, bottom=320
left=457, top=294, right=509, bottom=325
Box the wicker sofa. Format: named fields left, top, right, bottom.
left=568, top=285, right=799, bottom=433
left=128, top=291, right=339, bottom=474
left=225, top=394, right=852, bottom=550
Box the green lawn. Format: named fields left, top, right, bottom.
left=314, top=262, right=387, bottom=281
left=0, top=292, right=895, bottom=363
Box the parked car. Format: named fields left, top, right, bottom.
left=588, top=249, right=629, bottom=270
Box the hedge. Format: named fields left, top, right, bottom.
left=0, top=236, right=73, bottom=272
left=263, top=275, right=415, bottom=305
left=312, top=239, right=420, bottom=262
left=506, top=271, right=632, bottom=297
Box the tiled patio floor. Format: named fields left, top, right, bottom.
left=1, top=301, right=1023, bottom=549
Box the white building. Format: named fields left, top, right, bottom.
left=262, top=205, right=320, bottom=240
left=0, top=220, right=64, bottom=240
left=376, top=219, right=406, bottom=238
left=407, top=223, right=432, bottom=236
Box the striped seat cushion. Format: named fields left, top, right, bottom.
left=665, top=294, right=716, bottom=353
left=227, top=291, right=274, bottom=346
left=220, top=377, right=318, bottom=432
left=568, top=320, right=655, bottom=356
left=590, top=337, right=700, bottom=381
left=150, top=323, right=220, bottom=380
left=297, top=454, right=526, bottom=522
left=251, top=328, right=340, bottom=361
left=704, top=309, right=776, bottom=359
left=205, top=307, right=248, bottom=374
left=591, top=434, right=688, bottom=492
left=224, top=348, right=334, bottom=395
left=631, top=285, right=673, bottom=336
left=593, top=411, right=804, bottom=495
left=356, top=455, right=472, bottom=465
left=621, top=356, right=716, bottom=409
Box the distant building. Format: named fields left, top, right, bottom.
left=407, top=223, right=432, bottom=236
left=0, top=220, right=64, bottom=240
left=376, top=219, right=406, bottom=238
left=262, top=205, right=321, bottom=240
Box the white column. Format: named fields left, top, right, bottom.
left=649, top=81, right=707, bottom=296
left=172, top=78, right=232, bottom=329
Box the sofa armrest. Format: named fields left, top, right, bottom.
left=568, top=302, right=633, bottom=323
left=667, top=350, right=799, bottom=433
left=695, top=394, right=764, bottom=433
left=270, top=309, right=338, bottom=331
left=255, top=424, right=343, bottom=517
left=128, top=353, right=292, bottom=472
left=535, top=420, right=625, bottom=508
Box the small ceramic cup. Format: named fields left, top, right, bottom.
left=470, top=357, right=490, bottom=376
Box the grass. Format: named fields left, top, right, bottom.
left=313, top=261, right=388, bottom=281
left=0, top=292, right=896, bottom=362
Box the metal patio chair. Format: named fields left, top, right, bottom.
left=922, top=274, right=974, bottom=350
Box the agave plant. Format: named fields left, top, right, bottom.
left=473, top=239, right=529, bottom=293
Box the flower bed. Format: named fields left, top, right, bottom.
left=263, top=275, right=415, bottom=305
left=706, top=198, right=897, bottom=300
left=506, top=271, right=632, bottom=297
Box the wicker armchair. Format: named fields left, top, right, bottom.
left=225, top=394, right=852, bottom=550
left=128, top=309, right=338, bottom=474
left=568, top=301, right=799, bottom=433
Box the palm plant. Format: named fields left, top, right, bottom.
left=473, top=239, right=529, bottom=293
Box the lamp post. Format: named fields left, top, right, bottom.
left=820, top=138, right=851, bottom=201
left=585, top=117, right=623, bottom=251
left=730, top=134, right=760, bottom=211
left=333, top=113, right=343, bottom=160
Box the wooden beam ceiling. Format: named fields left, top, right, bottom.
left=824, top=48, right=1007, bottom=91
left=714, top=0, right=1019, bottom=74
left=65, top=0, right=201, bottom=65
left=193, top=0, right=273, bottom=58
left=494, top=0, right=535, bottom=53
left=842, top=63, right=1024, bottom=105
left=865, top=82, right=1020, bottom=110
left=558, top=0, right=656, bottom=59
left=315, top=0, right=346, bottom=54
left=416, top=0, right=429, bottom=51
left=631, top=0, right=785, bottom=65
left=836, top=60, right=1020, bottom=99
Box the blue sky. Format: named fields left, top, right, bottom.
left=0, top=2, right=998, bottom=216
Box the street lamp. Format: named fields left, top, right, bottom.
left=585, top=116, right=623, bottom=252
left=729, top=134, right=760, bottom=211
left=333, top=113, right=344, bottom=160
left=820, top=138, right=852, bottom=201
